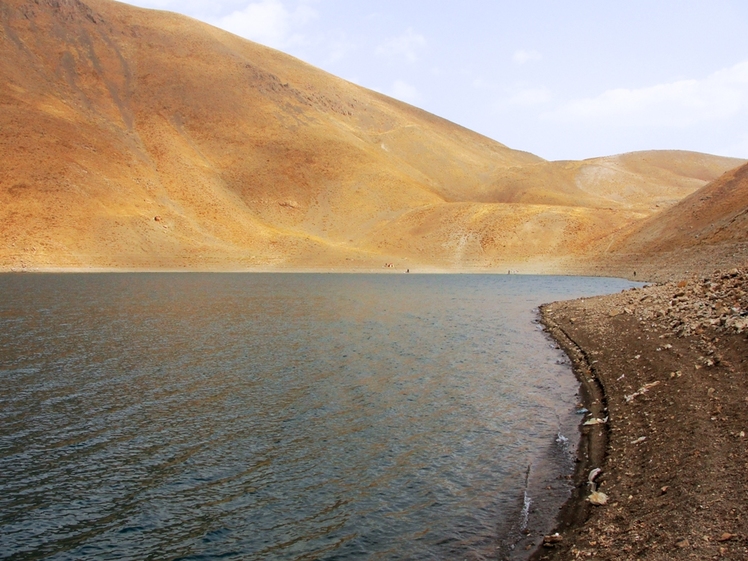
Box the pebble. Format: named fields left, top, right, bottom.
left=588, top=491, right=609, bottom=505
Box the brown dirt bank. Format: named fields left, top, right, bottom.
left=533, top=268, right=748, bottom=560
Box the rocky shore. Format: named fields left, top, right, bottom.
left=533, top=268, right=748, bottom=560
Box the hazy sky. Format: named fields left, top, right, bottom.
left=120, top=0, right=748, bottom=161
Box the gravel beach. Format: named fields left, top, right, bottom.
left=533, top=268, right=748, bottom=560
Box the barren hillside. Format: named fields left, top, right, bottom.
left=1, top=0, right=744, bottom=272
left=611, top=162, right=748, bottom=251
left=578, top=163, right=748, bottom=280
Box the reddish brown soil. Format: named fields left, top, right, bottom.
left=534, top=268, right=748, bottom=560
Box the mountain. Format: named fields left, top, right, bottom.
left=589, top=163, right=748, bottom=280
left=1, top=0, right=744, bottom=272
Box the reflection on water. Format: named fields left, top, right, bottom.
left=0, top=274, right=637, bottom=560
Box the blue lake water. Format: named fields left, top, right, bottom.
left=0, top=273, right=638, bottom=560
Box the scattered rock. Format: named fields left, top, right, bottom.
left=588, top=468, right=602, bottom=484
left=537, top=267, right=748, bottom=561
left=624, top=380, right=660, bottom=402
left=588, top=491, right=609, bottom=506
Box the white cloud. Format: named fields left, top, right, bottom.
left=376, top=28, right=426, bottom=63
left=390, top=80, right=420, bottom=103
left=513, top=49, right=542, bottom=65
left=212, top=0, right=317, bottom=49
left=545, top=61, right=748, bottom=127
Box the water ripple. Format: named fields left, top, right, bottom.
left=0, top=273, right=638, bottom=560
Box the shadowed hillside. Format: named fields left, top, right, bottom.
left=583, top=163, right=748, bottom=280
left=1, top=0, right=744, bottom=272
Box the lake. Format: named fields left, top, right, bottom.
left=0, top=273, right=638, bottom=560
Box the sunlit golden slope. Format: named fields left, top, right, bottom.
left=0, top=0, right=744, bottom=271
left=500, top=151, right=740, bottom=211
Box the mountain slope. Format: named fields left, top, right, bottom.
left=583, top=163, right=748, bottom=280
left=609, top=162, right=748, bottom=252
left=0, top=0, right=744, bottom=271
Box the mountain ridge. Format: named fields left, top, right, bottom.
left=1, top=0, right=745, bottom=273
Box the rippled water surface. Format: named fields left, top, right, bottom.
left=0, top=274, right=638, bottom=560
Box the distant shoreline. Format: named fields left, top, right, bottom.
left=0, top=265, right=634, bottom=279
left=4, top=241, right=746, bottom=282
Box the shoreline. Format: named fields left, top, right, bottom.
left=530, top=268, right=748, bottom=560
left=0, top=263, right=645, bottom=282
left=4, top=240, right=746, bottom=282
left=0, top=266, right=628, bottom=277
left=536, top=305, right=609, bottom=539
